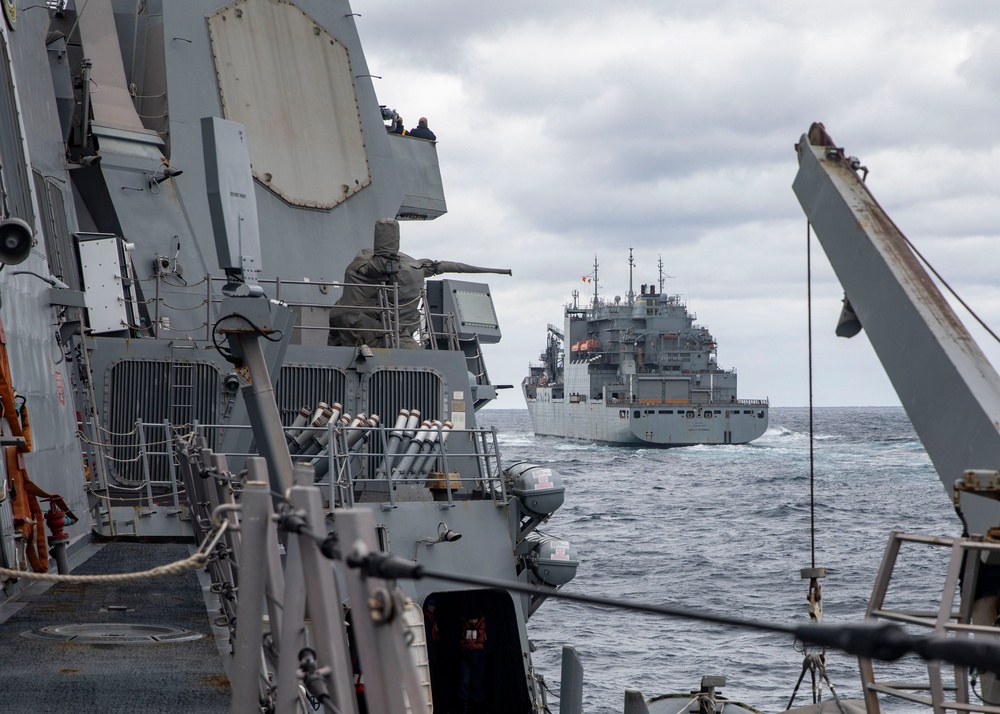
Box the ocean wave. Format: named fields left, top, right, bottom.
left=525, top=406, right=949, bottom=714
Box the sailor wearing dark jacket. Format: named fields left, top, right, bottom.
left=407, top=117, right=436, bottom=140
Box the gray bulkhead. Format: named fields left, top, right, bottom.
left=0, top=3, right=562, bottom=710
left=0, top=0, right=487, bottom=546
left=0, top=4, right=91, bottom=567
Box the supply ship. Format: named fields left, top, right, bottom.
left=523, top=254, right=769, bottom=446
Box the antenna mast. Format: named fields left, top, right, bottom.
left=657, top=255, right=674, bottom=294
left=628, top=248, right=635, bottom=305
left=592, top=254, right=599, bottom=308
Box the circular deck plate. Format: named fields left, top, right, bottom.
left=21, top=623, right=203, bottom=644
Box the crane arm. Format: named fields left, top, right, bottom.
left=792, top=123, right=1000, bottom=536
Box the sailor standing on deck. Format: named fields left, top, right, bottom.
left=407, top=116, right=436, bottom=140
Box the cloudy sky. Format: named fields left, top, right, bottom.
left=354, top=0, right=1000, bottom=410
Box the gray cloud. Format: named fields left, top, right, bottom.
left=358, top=0, right=1000, bottom=408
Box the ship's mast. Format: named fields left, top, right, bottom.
left=628, top=248, right=635, bottom=305
left=592, top=254, right=600, bottom=308
left=657, top=255, right=673, bottom=294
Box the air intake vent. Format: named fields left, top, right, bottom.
left=0, top=37, right=34, bottom=227
left=106, top=360, right=221, bottom=483
left=276, top=365, right=349, bottom=425
left=365, top=368, right=443, bottom=423
left=33, top=170, right=74, bottom=288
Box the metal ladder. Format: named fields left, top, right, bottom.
left=169, top=360, right=195, bottom=429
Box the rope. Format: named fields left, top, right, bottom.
left=0, top=551, right=207, bottom=584
left=155, top=321, right=209, bottom=332
left=156, top=298, right=209, bottom=311
left=900, top=234, right=1000, bottom=346
left=85, top=488, right=185, bottom=503
left=140, top=274, right=210, bottom=287
left=89, top=422, right=139, bottom=438
left=77, top=432, right=179, bottom=448
left=97, top=451, right=144, bottom=464
left=0, top=521, right=228, bottom=584
left=807, top=221, right=816, bottom=569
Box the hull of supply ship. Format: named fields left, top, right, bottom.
left=523, top=258, right=768, bottom=447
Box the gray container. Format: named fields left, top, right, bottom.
left=528, top=537, right=579, bottom=587
left=507, top=463, right=565, bottom=517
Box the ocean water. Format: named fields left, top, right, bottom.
left=478, top=407, right=961, bottom=714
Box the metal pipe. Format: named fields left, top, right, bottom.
left=293, top=402, right=333, bottom=450
left=310, top=414, right=352, bottom=481
left=284, top=407, right=311, bottom=453
left=393, top=420, right=431, bottom=478
left=347, top=415, right=379, bottom=478
left=344, top=414, right=369, bottom=449
left=392, top=410, right=421, bottom=468
left=309, top=451, right=330, bottom=481
left=164, top=420, right=182, bottom=513
left=409, top=420, right=442, bottom=478
left=327, top=402, right=343, bottom=427
left=418, top=420, right=453, bottom=479
left=137, top=419, right=155, bottom=513
left=377, top=409, right=410, bottom=478
left=299, top=424, right=333, bottom=458
left=79, top=59, right=93, bottom=151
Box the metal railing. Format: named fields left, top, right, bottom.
left=860, top=531, right=1000, bottom=713
left=136, top=273, right=464, bottom=349
left=82, top=416, right=507, bottom=511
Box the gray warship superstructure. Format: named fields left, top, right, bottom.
left=0, top=2, right=584, bottom=711
left=523, top=254, right=769, bottom=446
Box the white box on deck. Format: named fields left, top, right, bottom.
left=77, top=234, right=137, bottom=334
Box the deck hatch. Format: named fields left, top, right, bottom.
left=22, top=623, right=203, bottom=644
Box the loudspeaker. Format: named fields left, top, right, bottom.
left=0, top=218, right=32, bottom=265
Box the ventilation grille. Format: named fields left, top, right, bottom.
left=106, top=360, right=220, bottom=483
left=0, top=37, right=34, bottom=226
left=365, top=369, right=443, bottom=424
left=32, top=169, right=74, bottom=288
left=276, top=365, right=349, bottom=425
